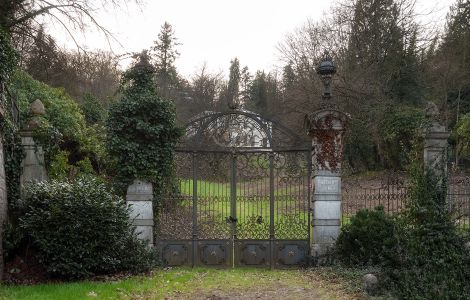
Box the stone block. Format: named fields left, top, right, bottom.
left=127, top=180, right=153, bottom=196
left=313, top=201, right=341, bottom=219
left=313, top=225, right=340, bottom=244
left=314, top=176, right=341, bottom=194
left=127, top=200, right=154, bottom=220
left=126, top=180, right=154, bottom=247
left=134, top=225, right=154, bottom=244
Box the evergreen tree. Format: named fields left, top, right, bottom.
left=247, top=71, right=268, bottom=113
left=151, top=22, right=181, bottom=99
left=226, top=58, right=241, bottom=109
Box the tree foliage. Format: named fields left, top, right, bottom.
left=151, top=22, right=181, bottom=99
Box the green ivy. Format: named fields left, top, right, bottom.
left=8, top=71, right=106, bottom=177
left=0, top=27, right=17, bottom=82
left=381, top=167, right=470, bottom=298
left=379, top=107, right=426, bottom=169
left=0, top=27, right=22, bottom=209
left=106, top=53, right=182, bottom=199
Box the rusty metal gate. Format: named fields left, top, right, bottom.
left=156, top=110, right=311, bottom=268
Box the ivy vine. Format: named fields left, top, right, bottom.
left=0, top=27, right=22, bottom=209
left=106, top=52, right=182, bottom=200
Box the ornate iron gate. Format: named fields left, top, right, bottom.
left=156, top=110, right=311, bottom=268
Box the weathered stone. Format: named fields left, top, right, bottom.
left=423, top=106, right=449, bottom=175
left=30, top=99, right=45, bottom=116
left=20, top=134, right=47, bottom=186
left=126, top=180, right=154, bottom=247
left=363, top=273, right=379, bottom=295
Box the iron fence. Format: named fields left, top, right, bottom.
left=341, top=173, right=470, bottom=236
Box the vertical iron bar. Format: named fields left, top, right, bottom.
left=269, top=152, right=275, bottom=268
left=192, top=152, right=198, bottom=267
left=307, top=150, right=312, bottom=252
left=231, top=151, right=237, bottom=247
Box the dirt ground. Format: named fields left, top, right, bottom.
left=173, top=283, right=323, bottom=300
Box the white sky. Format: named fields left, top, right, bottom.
left=48, top=0, right=454, bottom=78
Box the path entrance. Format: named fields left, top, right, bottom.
left=156, top=110, right=312, bottom=268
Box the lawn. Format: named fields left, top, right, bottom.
left=0, top=267, right=369, bottom=300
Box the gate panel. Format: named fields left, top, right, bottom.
left=273, top=151, right=310, bottom=267
left=195, top=152, right=233, bottom=267
left=234, top=151, right=272, bottom=267
left=273, top=151, right=310, bottom=241
left=156, top=152, right=194, bottom=266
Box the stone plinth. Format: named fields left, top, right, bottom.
left=20, top=99, right=48, bottom=187
left=126, top=180, right=154, bottom=247
left=306, top=109, right=349, bottom=257
left=424, top=121, right=449, bottom=174
left=20, top=131, right=47, bottom=186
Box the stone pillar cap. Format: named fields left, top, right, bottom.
left=31, top=99, right=46, bottom=116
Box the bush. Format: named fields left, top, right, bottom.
left=382, top=168, right=470, bottom=299
left=20, top=178, right=158, bottom=279
left=336, top=206, right=399, bottom=266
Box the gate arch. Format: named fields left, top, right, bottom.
left=156, top=109, right=312, bottom=268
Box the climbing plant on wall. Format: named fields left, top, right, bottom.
left=0, top=27, right=22, bottom=209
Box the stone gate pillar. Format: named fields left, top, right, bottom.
left=126, top=179, right=154, bottom=247
left=20, top=99, right=47, bottom=186
left=305, top=53, right=349, bottom=257
left=424, top=102, right=449, bottom=175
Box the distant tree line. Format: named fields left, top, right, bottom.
left=4, top=0, right=470, bottom=173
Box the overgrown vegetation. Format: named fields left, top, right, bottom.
left=381, top=168, right=470, bottom=299
left=17, top=178, right=157, bottom=279
left=8, top=71, right=106, bottom=178
left=336, top=167, right=470, bottom=298
left=106, top=52, right=182, bottom=196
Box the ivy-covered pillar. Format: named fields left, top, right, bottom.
left=305, top=53, right=349, bottom=258
left=20, top=100, right=47, bottom=187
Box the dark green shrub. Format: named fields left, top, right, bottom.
left=20, top=178, right=158, bottom=279
left=382, top=168, right=470, bottom=299
left=336, top=206, right=399, bottom=266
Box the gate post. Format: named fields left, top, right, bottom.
left=305, top=53, right=349, bottom=258
left=424, top=102, right=449, bottom=175
left=20, top=99, right=48, bottom=187
left=126, top=179, right=154, bottom=247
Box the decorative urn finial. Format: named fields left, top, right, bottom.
left=317, top=51, right=336, bottom=100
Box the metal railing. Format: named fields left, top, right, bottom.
left=341, top=173, right=470, bottom=236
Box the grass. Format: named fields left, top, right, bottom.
left=0, top=267, right=371, bottom=300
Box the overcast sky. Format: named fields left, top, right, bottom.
left=49, top=0, right=455, bottom=78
